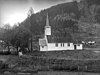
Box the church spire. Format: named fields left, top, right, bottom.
left=46, top=13, right=50, bottom=27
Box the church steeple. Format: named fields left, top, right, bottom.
left=45, top=13, right=50, bottom=27
left=45, top=13, right=51, bottom=36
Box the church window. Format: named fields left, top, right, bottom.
left=78, top=44, right=80, bottom=46
left=55, top=43, right=58, bottom=47
left=68, top=43, right=70, bottom=46
left=61, top=43, right=62, bottom=47
left=63, top=43, right=64, bottom=47
left=42, top=46, right=44, bottom=48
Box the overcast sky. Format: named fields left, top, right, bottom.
left=0, top=0, right=73, bottom=26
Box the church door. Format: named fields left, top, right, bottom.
left=74, top=45, right=77, bottom=50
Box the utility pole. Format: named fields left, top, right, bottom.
left=28, top=7, right=34, bottom=51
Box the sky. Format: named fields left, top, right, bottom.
left=0, top=0, right=73, bottom=26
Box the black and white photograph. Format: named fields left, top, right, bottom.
left=0, top=0, right=100, bottom=75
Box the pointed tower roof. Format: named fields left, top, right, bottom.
left=45, top=13, right=50, bottom=27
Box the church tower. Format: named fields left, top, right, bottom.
left=45, top=14, right=51, bottom=36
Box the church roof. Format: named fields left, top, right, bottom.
left=39, top=38, right=47, bottom=46
left=47, top=35, right=73, bottom=43
left=46, top=35, right=82, bottom=44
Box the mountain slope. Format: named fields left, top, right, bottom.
left=22, top=0, right=100, bottom=42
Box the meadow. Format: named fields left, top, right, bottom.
left=0, top=50, right=100, bottom=74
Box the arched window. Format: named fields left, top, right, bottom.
left=63, top=43, right=64, bottom=47
left=68, top=43, right=70, bottom=46
left=61, top=43, right=62, bottom=47
left=42, top=46, right=44, bottom=48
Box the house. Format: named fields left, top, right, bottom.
left=39, top=14, right=83, bottom=51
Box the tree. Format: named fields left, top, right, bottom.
left=2, top=24, right=12, bottom=53
left=11, top=24, right=31, bottom=53
left=27, top=7, right=34, bottom=51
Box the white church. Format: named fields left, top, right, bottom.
left=39, top=14, right=83, bottom=51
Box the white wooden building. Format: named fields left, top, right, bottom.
left=39, top=14, right=83, bottom=51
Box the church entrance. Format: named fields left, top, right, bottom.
left=74, top=45, right=77, bottom=50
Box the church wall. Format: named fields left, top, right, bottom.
left=39, top=43, right=83, bottom=51
left=47, top=43, right=75, bottom=51
left=67, top=43, right=75, bottom=50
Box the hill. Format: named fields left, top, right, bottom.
left=1, top=0, right=100, bottom=51
left=21, top=0, right=100, bottom=44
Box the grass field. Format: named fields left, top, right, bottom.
left=1, top=71, right=100, bottom=75
left=26, top=50, right=100, bottom=59
left=0, top=50, right=100, bottom=74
